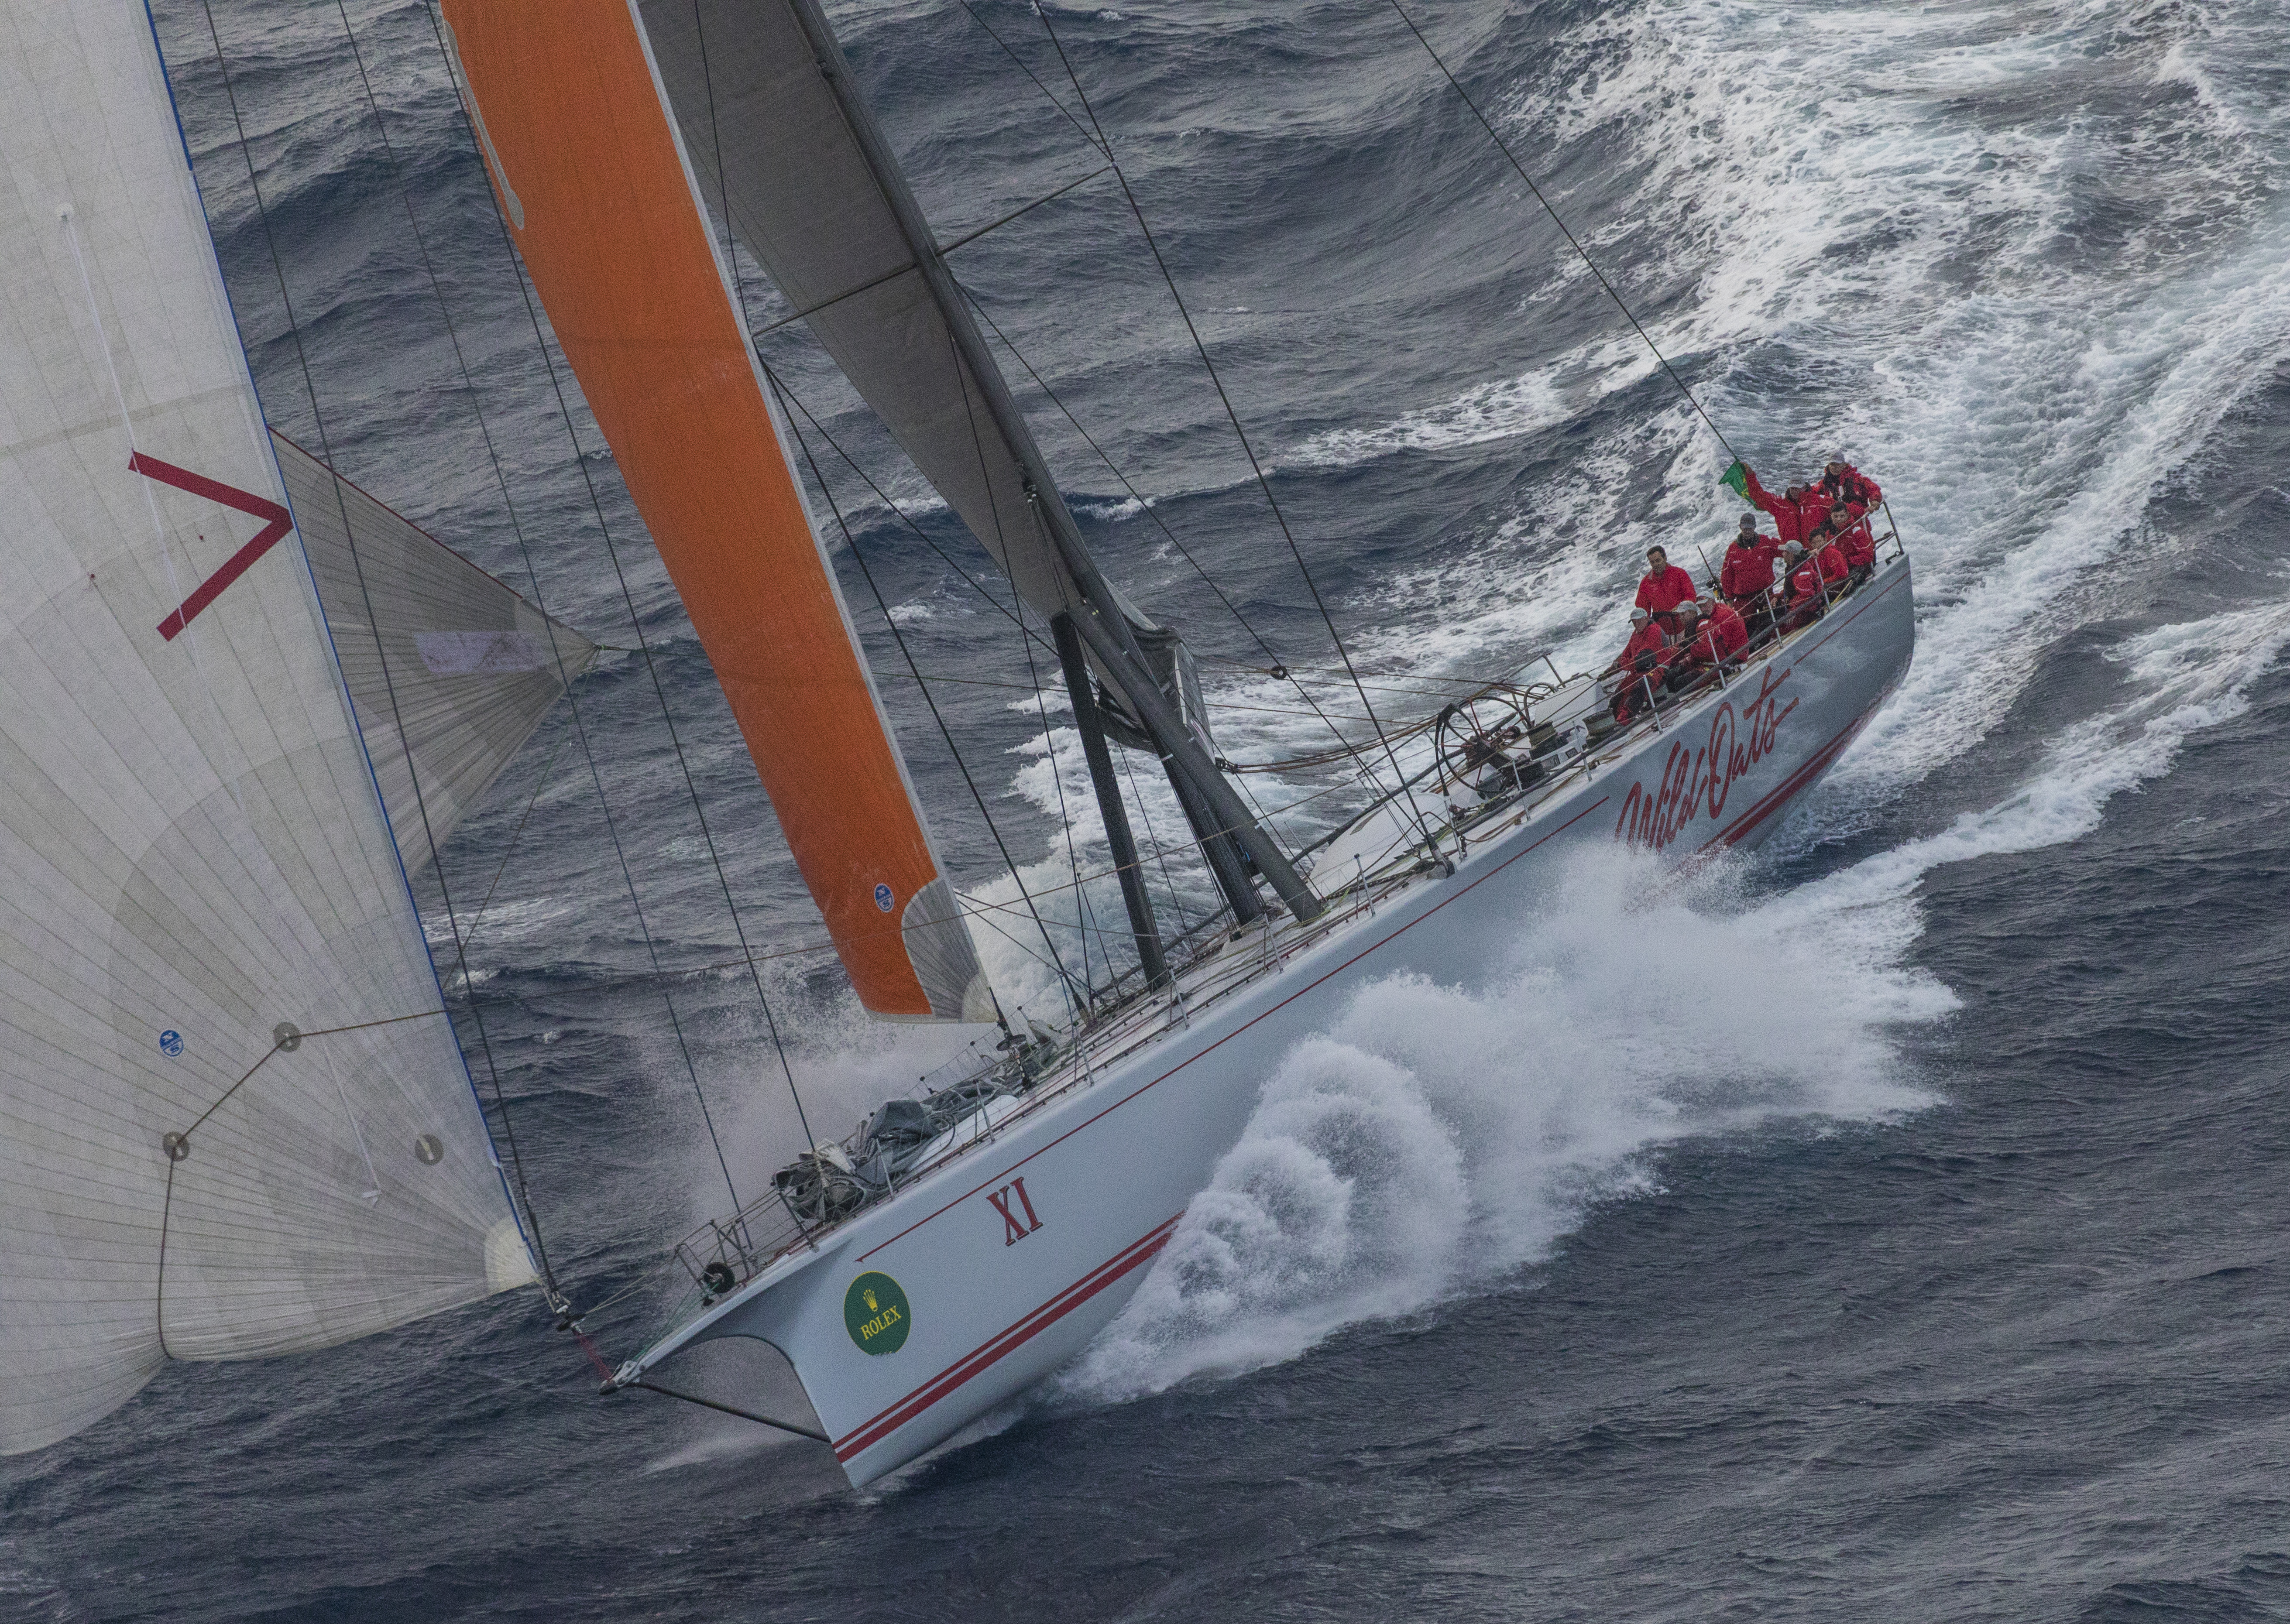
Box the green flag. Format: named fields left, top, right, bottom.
left=1719, top=460, right=1751, bottom=501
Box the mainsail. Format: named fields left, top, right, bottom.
left=438, top=0, right=994, bottom=1023
left=638, top=0, right=1096, bottom=628
left=270, top=431, right=597, bottom=872
left=0, top=3, right=532, bottom=1456
left=636, top=0, right=1323, bottom=928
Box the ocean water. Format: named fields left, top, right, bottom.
left=8, top=0, right=2290, bottom=1618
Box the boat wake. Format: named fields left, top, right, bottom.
left=1062, top=599, right=2290, bottom=1406
left=1056, top=846, right=1948, bottom=1405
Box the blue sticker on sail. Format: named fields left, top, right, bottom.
left=158, top=1030, right=183, bottom=1058
left=873, top=883, right=894, bottom=912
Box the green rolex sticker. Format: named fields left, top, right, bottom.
left=844, top=1271, right=911, bottom=1355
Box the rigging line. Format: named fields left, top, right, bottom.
left=771, top=371, right=1089, bottom=1014
left=1031, top=8, right=1429, bottom=848
left=687, top=0, right=821, bottom=1180
left=423, top=0, right=785, bottom=1200
left=1384, top=0, right=1741, bottom=467
left=625, top=1378, right=831, bottom=1443
left=1115, top=727, right=1199, bottom=941
left=957, top=289, right=1363, bottom=763
left=748, top=166, right=1114, bottom=342
left=760, top=367, right=1059, bottom=662
left=343, top=1, right=640, bottom=1301
left=961, top=906, right=1084, bottom=1011
left=204, top=0, right=562, bottom=1296
left=362, top=5, right=723, bottom=1291
left=453, top=725, right=573, bottom=965
left=937, top=165, right=1115, bottom=258
left=961, top=291, right=1268, bottom=654
left=942, top=305, right=1096, bottom=1021
left=952, top=0, right=1107, bottom=158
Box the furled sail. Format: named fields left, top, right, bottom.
left=636, top=0, right=1325, bottom=928
left=438, top=0, right=994, bottom=1024
left=639, top=0, right=1100, bottom=631
left=270, top=431, right=598, bottom=871
left=0, top=3, right=532, bottom=1457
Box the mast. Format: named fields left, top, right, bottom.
left=1050, top=615, right=1167, bottom=987
left=641, top=0, right=1323, bottom=930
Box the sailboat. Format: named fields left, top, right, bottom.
left=0, top=0, right=1912, bottom=1484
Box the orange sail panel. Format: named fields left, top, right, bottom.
left=439, top=0, right=989, bottom=1022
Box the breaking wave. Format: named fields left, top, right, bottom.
left=1068, top=599, right=2290, bottom=1402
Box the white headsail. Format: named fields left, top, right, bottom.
left=0, top=2, right=532, bottom=1456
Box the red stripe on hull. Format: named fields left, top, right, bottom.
left=834, top=1215, right=1183, bottom=1463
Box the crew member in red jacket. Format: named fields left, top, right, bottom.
left=1822, top=459, right=1881, bottom=511
left=1607, top=607, right=1669, bottom=720
left=1605, top=606, right=1668, bottom=678
left=1703, top=595, right=1750, bottom=663
left=1833, top=503, right=1876, bottom=574
left=1780, top=538, right=1849, bottom=627
left=1634, top=546, right=1700, bottom=627
left=1669, top=596, right=1748, bottom=675
left=1742, top=466, right=1825, bottom=547
left=1659, top=599, right=1708, bottom=689
left=1720, top=515, right=1780, bottom=603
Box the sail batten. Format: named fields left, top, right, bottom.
left=438, top=0, right=992, bottom=1024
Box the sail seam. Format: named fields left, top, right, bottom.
left=196, top=0, right=563, bottom=1304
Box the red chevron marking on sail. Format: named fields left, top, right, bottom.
left=134, top=452, right=294, bottom=642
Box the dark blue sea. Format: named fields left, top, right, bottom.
left=10, top=0, right=2290, bottom=1617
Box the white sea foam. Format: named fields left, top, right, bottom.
left=1062, top=846, right=1949, bottom=1401
left=1062, top=600, right=2286, bottom=1403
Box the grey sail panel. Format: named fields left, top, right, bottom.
left=270, top=432, right=597, bottom=872
left=0, top=2, right=529, bottom=1458
left=639, top=0, right=1086, bottom=621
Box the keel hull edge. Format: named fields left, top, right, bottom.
left=653, top=558, right=1916, bottom=1486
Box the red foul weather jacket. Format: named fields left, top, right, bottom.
left=1838, top=517, right=1876, bottom=572
left=1720, top=538, right=1779, bottom=600
left=1704, top=601, right=1749, bottom=660
left=1634, top=563, right=1700, bottom=617
left=1743, top=466, right=1818, bottom=546
left=1611, top=621, right=1669, bottom=675
left=1789, top=543, right=1849, bottom=605
left=1820, top=469, right=1882, bottom=515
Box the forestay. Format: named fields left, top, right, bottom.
left=439, top=0, right=995, bottom=1023
left=270, top=430, right=597, bottom=871
left=0, top=1, right=531, bottom=1457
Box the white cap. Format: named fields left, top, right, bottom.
left=1630, top=606, right=1651, bottom=622
left=1675, top=598, right=1701, bottom=617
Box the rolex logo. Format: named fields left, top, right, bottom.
left=844, top=1272, right=911, bottom=1355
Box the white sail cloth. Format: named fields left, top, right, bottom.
left=270, top=431, right=597, bottom=872
left=0, top=2, right=530, bottom=1457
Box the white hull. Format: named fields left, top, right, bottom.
left=629, top=557, right=1916, bottom=1485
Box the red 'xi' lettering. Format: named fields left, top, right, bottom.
left=987, top=1177, right=1044, bottom=1247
